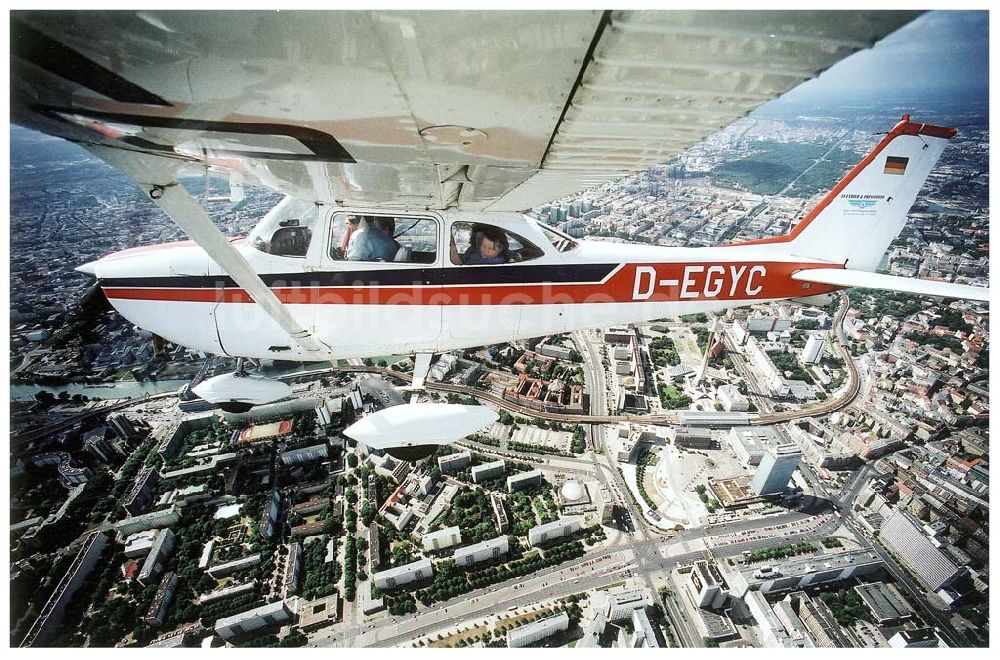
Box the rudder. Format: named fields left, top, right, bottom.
left=739, top=115, right=956, bottom=272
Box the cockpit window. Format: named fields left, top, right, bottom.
left=329, top=213, right=438, bottom=264
left=537, top=223, right=579, bottom=253
left=248, top=198, right=320, bottom=257
left=449, top=222, right=545, bottom=265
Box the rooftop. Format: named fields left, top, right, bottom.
left=853, top=582, right=912, bottom=622
left=738, top=548, right=883, bottom=582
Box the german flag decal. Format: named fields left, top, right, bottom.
left=884, top=156, right=909, bottom=175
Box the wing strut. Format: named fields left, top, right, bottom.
left=84, top=146, right=331, bottom=355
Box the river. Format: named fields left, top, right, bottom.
left=7, top=360, right=356, bottom=402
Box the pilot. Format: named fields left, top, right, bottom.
left=463, top=227, right=508, bottom=265
left=346, top=216, right=400, bottom=261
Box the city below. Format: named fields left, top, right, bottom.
left=8, top=101, right=989, bottom=649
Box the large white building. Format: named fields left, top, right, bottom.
left=801, top=334, right=826, bottom=364
left=214, top=601, right=293, bottom=641
left=747, top=315, right=792, bottom=333
left=20, top=531, right=108, bottom=647
left=428, top=353, right=458, bottom=381
left=422, top=525, right=462, bottom=552
left=727, top=548, right=883, bottom=597
left=605, top=586, right=654, bottom=621
left=507, top=469, right=543, bottom=492
left=745, top=336, right=790, bottom=397
left=745, top=590, right=804, bottom=648
left=622, top=608, right=664, bottom=648
left=437, top=450, right=472, bottom=473
left=878, top=508, right=966, bottom=592
left=506, top=611, right=569, bottom=648
left=123, top=529, right=160, bottom=558
left=454, top=536, right=509, bottom=567
left=283, top=542, right=302, bottom=596
left=774, top=591, right=851, bottom=647
left=729, top=426, right=778, bottom=466
left=138, top=528, right=175, bottom=585
left=527, top=516, right=582, bottom=547
left=888, top=628, right=940, bottom=648
left=687, top=560, right=729, bottom=609
left=750, top=443, right=801, bottom=496
left=717, top=385, right=749, bottom=412
left=114, top=506, right=180, bottom=536
left=471, top=459, right=506, bottom=483
left=207, top=553, right=261, bottom=579
left=373, top=557, right=434, bottom=590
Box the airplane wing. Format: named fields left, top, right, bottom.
left=11, top=10, right=921, bottom=211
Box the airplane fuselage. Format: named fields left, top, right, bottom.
left=83, top=209, right=842, bottom=361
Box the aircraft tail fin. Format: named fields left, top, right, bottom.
left=737, top=115, right=956, bottom=272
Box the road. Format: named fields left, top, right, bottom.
left=798, top=461, right=968, bottom=647
left=316, top=502, right=852, bottom=648
left=754, top=292, right=861, bottom=424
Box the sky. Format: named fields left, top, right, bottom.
left=760, top=10, right=988, bottom=113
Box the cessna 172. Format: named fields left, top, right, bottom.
left=10, top=11, right=988, bottom=458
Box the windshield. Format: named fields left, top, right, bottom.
left=248, top=197, right=321, bottom=257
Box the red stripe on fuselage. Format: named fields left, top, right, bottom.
left=101, top=261, right=842, bottom=305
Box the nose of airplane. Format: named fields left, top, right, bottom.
left=75, top=261, right=98, bottom=277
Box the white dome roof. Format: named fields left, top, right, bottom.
left=561, top=480, right=585, bottom=502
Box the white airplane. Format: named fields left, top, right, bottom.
left=10, top=11, right=988, bottom=459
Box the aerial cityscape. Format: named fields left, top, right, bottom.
left=8, top=11, right=990, bottom=652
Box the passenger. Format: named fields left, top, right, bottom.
left=340, top=215, right=361, bottom=254
left=463, top=227, right=508, bottom=265
left=462, top=223, right=489, bottom=262
left=346, top=216, right=400, bottom=262
left=450, top=223, right=491, bottom=264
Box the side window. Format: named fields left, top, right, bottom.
left=329, top=214, right=438, bottom=264
left=449, top=222, right=545, bottom=265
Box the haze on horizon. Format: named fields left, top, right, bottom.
left=757, top=10, right=988, bottom=117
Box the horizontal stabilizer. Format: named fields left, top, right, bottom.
left=792, top=269, right=989, bottom=303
